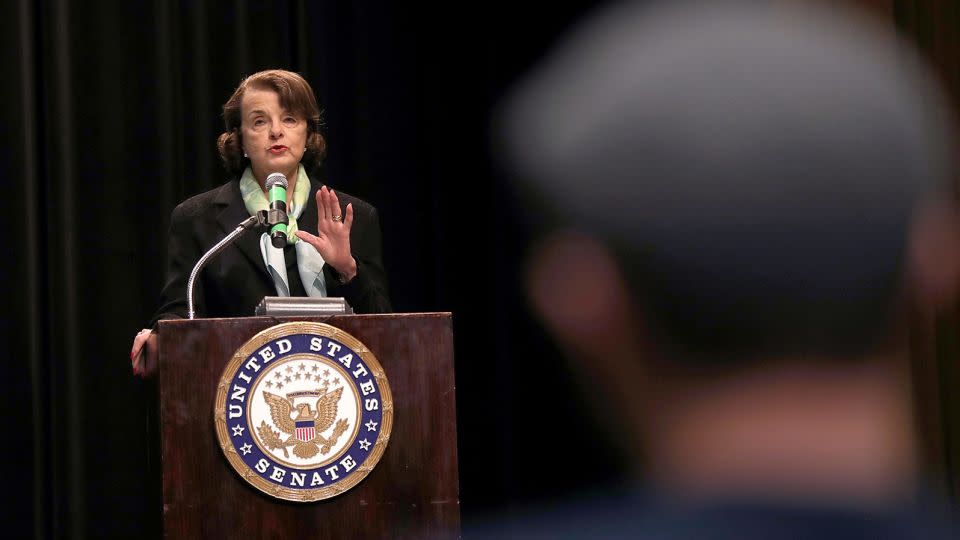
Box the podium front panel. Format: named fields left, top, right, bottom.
left=157, top=313, right=459, bottom=539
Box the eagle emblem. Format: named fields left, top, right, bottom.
left=215, top=323, right=394, bottom=502
left=257, top=385, right=350, bottom=459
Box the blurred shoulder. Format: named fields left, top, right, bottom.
left=465, top=490, right=959, bottom=540
left=465, top=488, right=650, bottom=540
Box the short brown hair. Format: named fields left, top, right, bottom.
left=217, top=69, right=327, bottom=176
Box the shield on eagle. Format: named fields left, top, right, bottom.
left=295, top=420, right=316, bottom=442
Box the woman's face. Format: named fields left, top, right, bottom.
left=240, top=87, right=307, bottom=184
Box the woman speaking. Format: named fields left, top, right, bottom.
left=131, top=69, right=391, bottom=375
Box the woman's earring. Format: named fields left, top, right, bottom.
left=243, top=152, right=248, bottom=158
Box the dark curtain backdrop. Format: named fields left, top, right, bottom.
left=4, top=0, right=618, bottom=538
left=893, top=0, right=960, bottom=503
left=3, top=0, right=959, bottom=539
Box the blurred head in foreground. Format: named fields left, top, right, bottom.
left=499, top=0, right=959, bottom=507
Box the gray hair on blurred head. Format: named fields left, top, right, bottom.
left=498, top=0, right=956, bottom=364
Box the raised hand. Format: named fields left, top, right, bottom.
left=295, top=186, right=358, bottom=281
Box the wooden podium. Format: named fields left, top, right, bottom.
left=156, top=313, right=460, bottom=539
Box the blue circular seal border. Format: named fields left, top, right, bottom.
left=214, top=322, right=394, bottom=502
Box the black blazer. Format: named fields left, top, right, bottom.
left=149, top=175, right=391, bottom=324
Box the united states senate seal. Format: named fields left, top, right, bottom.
left=214, top=322, right=393, bottom=502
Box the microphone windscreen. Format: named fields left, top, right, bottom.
left=265, top=173, right=288, bottom=190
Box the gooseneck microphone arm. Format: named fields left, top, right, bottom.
left=187, top=211, right=268, bottom=319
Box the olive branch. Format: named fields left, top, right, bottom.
left=257, top=421, right=290, bottom=458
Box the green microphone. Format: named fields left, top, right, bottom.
left=265, top=173, right=289, bottom=248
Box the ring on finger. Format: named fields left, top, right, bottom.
left=332, top=215, right=342, bottom=223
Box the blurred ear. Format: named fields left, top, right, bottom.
left=906, top=197, right=960, bottom=312
left=525, top=230, right=636, bottom=350
left=525, top=230, right=651, bottom=456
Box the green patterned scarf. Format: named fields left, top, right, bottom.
left=239, top=165, right=311, bottom=244
left=238, top=165, right=328, bottom=298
